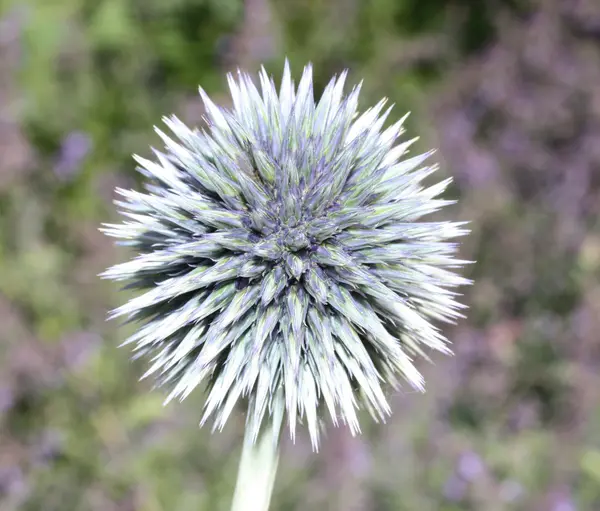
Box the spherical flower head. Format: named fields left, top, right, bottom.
left=101, top=61, right=470, bottom=450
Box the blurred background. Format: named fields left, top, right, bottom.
left=1, top=0, right=600, bottom=509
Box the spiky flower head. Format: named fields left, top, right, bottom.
left=101, top=61, right=470, bottom=449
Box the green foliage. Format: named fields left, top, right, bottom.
left=1, top=0, right=599, bottom=509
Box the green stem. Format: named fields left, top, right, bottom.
left=231, top=415, right=282, bottom=511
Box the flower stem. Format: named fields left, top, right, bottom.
left=231, top=415, right=282, bottom=511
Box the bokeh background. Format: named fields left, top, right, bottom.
left=1, top=0, right=600, bottom=509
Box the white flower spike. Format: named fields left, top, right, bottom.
left=101, top=61, right=471, bottom=452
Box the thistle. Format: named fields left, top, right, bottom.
left=101, top=61, right=470, bottom=510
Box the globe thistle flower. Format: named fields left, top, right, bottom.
left=101, top=61, right=470, bottom=452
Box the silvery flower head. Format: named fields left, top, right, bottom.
left=101, top=61, right=470, bottom=449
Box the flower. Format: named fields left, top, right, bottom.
left=101, top=61, right=470, bottom=449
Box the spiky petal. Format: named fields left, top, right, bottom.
left=101, top=61, right=471, bottom=450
